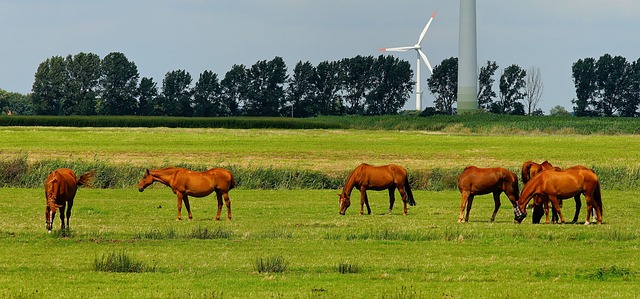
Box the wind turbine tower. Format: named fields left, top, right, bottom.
left=457, top=0, right=478, bottom=113
left=380, top=11, right=436, bottom=111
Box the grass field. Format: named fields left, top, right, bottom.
left=1, top=126, right=639, bottom=298
left=2, top=127, right=640, bottom=172
left=1, top=187, right=639, bottom=298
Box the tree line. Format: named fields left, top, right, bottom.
left=427, top=57, right=547, bottom=116
left=3, top=52, right=640, bottom=117
left=3, top=52, right=413, bottom=117
left=572, top=54, right=640, bottom=117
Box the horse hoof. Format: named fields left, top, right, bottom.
left=584, top=221, right=590, bottom=225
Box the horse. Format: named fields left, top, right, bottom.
left=457, top=166, right=520, bottom=223
left=522, top=161, right=589, bottom=224
left=137, top=167, right=235, bottom=220
left=515, top=168, right=603, bottom=225
left=45, top=168, right=95, bottom=232
left=338, top=163, right=415, bottom=215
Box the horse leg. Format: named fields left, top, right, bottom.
left=388, top=187, right=396, bottom=215
left=583, top=194, right=600, bottom=225
left=544, top=200, right=551, bottom=224
left=490, top=191, right=501, bottom=222
left=66, top=200, right=73, bottom=229
left=458, top=191, right=470, bottom=223
left=464, top=195, right=475, bottom=222
left=58, top=204, right=66, bottom=230
left=215, top=191, right=223, bottom=220
left=360, top=188, right=371, bottom=215
left=397, top=185, right=409, bottom=215
left=183, top=195, right=193, bottom=220
left=572, top=195, right=582, bottom=224
left=176, top=193, right=184, bottom=220
left=549, top=196, right=565, bottom=224
left=223, top=191, right=232, bottom=220
left=551, top=199, right=562, bottom=223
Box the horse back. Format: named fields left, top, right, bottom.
left=46, top=168, right=79, bottom=203
left=354, top=163, right=405, bottom=189
left=458, top=166, right=516, bottom=195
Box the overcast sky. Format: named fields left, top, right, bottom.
left=2, top=0, right=639, bottom=113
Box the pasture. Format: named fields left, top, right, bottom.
left=1, top=126, right=639, bottom=298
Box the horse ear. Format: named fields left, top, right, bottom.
left=145, top=169, right=150, bottom=175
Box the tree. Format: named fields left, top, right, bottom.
left=549, top=105, right=571, bottom=116
left=31, top=56, right=68, bottom=115
left=158, top=70, right=193, bottom=116
left=243, top=57, right=288, bottom=116
left=622, top=58, right=640, bottom=117
left=193, top=70, right=225, bottom=116
left=341, top=55, right=374, bottom=115
left=427, top=57, right=458, bottom=115
left=286, top=61, right=318, bottom=117
left=477, top=60, right=498, bottom=111
left=314, top=60, right=343, bottom=115
left=64, top=52, right=101, bottom=115
left=595, top=54, right=628, bottom=116
left=524, top=66, right=544, bottom=115
left=99, top=52, right=139, bottom=115
left=221, top=64, right=247, bottom=116
left=365, top=55, right=413, bottom=115
left=0, top=89, right=33, bottom=115
left=497, top=64, right=527, bottom=114
left=571, top=57, right=598, bottom=116
left=137, top=77, right=158, bottom=116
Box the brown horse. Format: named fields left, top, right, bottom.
left=522, top=161, right=588, bottom=223
left=515, top=168, right=603, bottom=224
left=338, top=163, right=415, bottom=215
left=45, top=168, right=95, bottom=232
left=137, top=167, right=235, bottom=220
left=457, top=166, right=520, bottom=223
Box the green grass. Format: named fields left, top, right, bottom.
left=2, top=126, right=640, bottom=173
left=0, top=188, right=638, bottom=298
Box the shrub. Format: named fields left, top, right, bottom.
left=93, top=251, right=156, bottom=273
left=336, top=261, right=360, bottom=274
left=254, top=255, right=288, bottom=273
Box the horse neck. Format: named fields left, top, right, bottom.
left=342, top=170, right=358, bottom=196
left=518, top=179, right=536, bottom=209
left=150, top=168, right=180, bottom=187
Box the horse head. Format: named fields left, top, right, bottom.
left=137, top=169, right=154, bottom=192
left=338, top=192, right=351, bottom=215
left=513, top=205, right=527, bottom=223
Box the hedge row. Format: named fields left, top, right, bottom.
left=4, top=114, right=640, bottom=134
left=1, top=156, right=638, bottom=191
left=0, top=115, right=345, bottom=129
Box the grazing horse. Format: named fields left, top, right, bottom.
left=522, top=161, right=588, bottom=223
left=338, top=163, right=415, bottom=215
left=457, top=166, right=520, bottom=223
left=515, top=168, right=603, bottom=225
left=45, top=168, right=95, bottom=232
left=137, top=167, right=235, bottom=220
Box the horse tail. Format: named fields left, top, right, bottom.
left=76, top=170, right=96, bottom=188
left=404, top=178, right=416, bottom=206
left=229, top=172, right=236, bottom=190
left=594, top=180, right=603, bottom=217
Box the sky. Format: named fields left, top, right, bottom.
left=2, top=0, right=640, bottom=113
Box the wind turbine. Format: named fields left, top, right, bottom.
left=380, top=11, right=436, bottom=111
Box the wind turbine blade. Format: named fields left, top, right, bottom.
left=417, top=11, right=437, bottom=45
left=418, top=49, right=433, bottom=73
left=380, top=46, right=414, bottom=52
